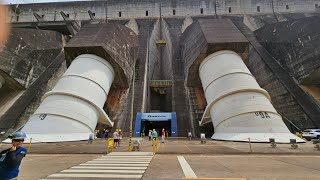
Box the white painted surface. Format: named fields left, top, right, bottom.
left=79, top=163, right=149, bottom=166
left=199, top=50, right=304, bottom=143
left=87, top=161, right=150, bottom=164
left=44, top=152, right=153, bottom=179
left=21, top=54, right=115, bottom=142
left=48, top=173, right=143, bottom=178
left=108, top=152, right=154, bottom=156
left=94, top=158, right=152, bottom=161
left=61, top=169, right=145, bottom=173
left=71, top=166, right=148, bottom=169
left=177, top=156, right=197, bottom=178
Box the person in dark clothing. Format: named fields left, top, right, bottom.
left=0, top=131, right=27, bottom=180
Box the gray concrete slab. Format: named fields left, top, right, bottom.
left=2, top=137, right=319, bottom=179
left=19, top=154, right=100, bottom=180
left=143, top=155, right=320, bottom=180
left=2, top=137, right=320, bottom=155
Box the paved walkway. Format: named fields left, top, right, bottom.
left=39, top=152, right=153, bottom=179
left=2, top=137, right=319, bottom=155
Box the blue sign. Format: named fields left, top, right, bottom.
left=133, top=112, right=178, bottom=137
left=141, top=113, right=172, bottom=121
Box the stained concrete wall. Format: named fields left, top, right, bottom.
left=148, top=20, right=161, bottom=81
left=0, top=28, right=64, bottom=88
left=0, top=27, right=65, bottom=139
left=163, top=18, right=192, bottom=136
left=8, top=0, right=320, bottom=23
left=255, top=17, right=320, bottom=83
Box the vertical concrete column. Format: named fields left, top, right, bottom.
left=199, top=50, right=303, bottom=143
left=21, top=54, right=115, bottom=142
left=0, top=75, right=4, bottom=89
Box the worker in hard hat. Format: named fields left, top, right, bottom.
left=0, top=131, right=28, bottom=180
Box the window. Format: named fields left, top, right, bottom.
left=92, top=13, right=96, bottom=17
left=200, top=8, right=203, bottom=14
left=146, top=10, right=148, bottom=16
left=286, top=5, right=289, bottom=9
left=257, top=6, right=260, bottom=12
left=316, top=4, right=319, bottom=8
left=119, top=12, right=121, bottom=17
left=228, top=7, right=232, bottom=13
left=173, top=9, right=176, bottom=15
left=66, top=14, right=70, bottom=18
left=16, top=15, right=19, bottom=22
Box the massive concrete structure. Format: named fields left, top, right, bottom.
left=1, top=0, right=320, bottom=142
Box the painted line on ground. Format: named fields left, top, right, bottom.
left=101, top=155, right=153, bottom=158
left=71, top=166, right=148, bottom=170
left=177, top=156, right=197, bottom=178
left=108, top=152, right=153, bottom=156
left=48, top=173, right=143, bottom=178
left=94, top=158, right=152, bottom=161
left=86, top=161, right=150, bottom=164
left=61, top=169, right=145, bottom=173
left=79, top=163, right=149, bottom=166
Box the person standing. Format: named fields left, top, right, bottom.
left=161, top=128, right=165, bottom=143
left=105, top=129, right=109, bottom=139
left=113, top=129, right=119, bottom=148
left=102, top=129, right=106, bottom=139
left=88, top=133, right=94, bottom=144
left=152, top=129, right=158, bottom=140
left=0, top=131, right=27, bottom=180
left=118, top=129, right=123, bottom=147
left=148, top=130, right=152, bottom=141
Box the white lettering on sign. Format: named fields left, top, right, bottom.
left=141, top=113, right=172, bottom=120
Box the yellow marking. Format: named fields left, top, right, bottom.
left=106, top=138, right=114, bottom=154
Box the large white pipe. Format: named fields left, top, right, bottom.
left=20, top=54, right=115, bottom=142
left=199, top=50, right=303, bottom=143
left=0, top=75, right=5, bottom=89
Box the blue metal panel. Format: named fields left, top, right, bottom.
left=171, top=112, right=178, bottom=137
left=133, top=113, right=142, bottom=137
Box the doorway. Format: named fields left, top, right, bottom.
left=142, top=120, right=171, bottom=136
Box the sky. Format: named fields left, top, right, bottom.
left=3, top=0, right=91, bottom=4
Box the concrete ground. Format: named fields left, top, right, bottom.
left=1, top=137, right=320, bottom=155
left=1, top=137, right=320, bottom=179
left=143, top=155, right=320, bottom=180
left=16, top=154, right=320, bottom=180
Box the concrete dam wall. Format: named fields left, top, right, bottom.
left=0, top=0, right=320, bottom=141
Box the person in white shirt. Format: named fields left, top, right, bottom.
left=113, top=129, right=119, bottom=148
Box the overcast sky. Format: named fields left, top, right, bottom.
left=3, top=0, right=91, bottom=4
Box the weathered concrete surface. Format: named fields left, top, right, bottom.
left=0, top=28, right=65, bottom=139
left=3, top=13, right=320, bottom=138
left=2, top=137, right=320, bottom=155
left=0, top=28, right=64, bottom=88
left=7, top=0, right=320, bottom=23
left=144, top=155, right=320, bottom=179
left=0, top=53, right=66, bottom=140
left=181, top=18, right=248, bottom=87
left=19, top=154, right=100, bottom=180
left=64, top=23, right=139, bottom=89
left=255, top=17, right=320, bottom=84
left=15, top=153, right=320, bottom=180
left=63, top=22, right=141, bottom=135
left=236, top=16, right=320, bottom=129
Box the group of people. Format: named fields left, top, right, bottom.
left=148, top=128, right=166, bottom=143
